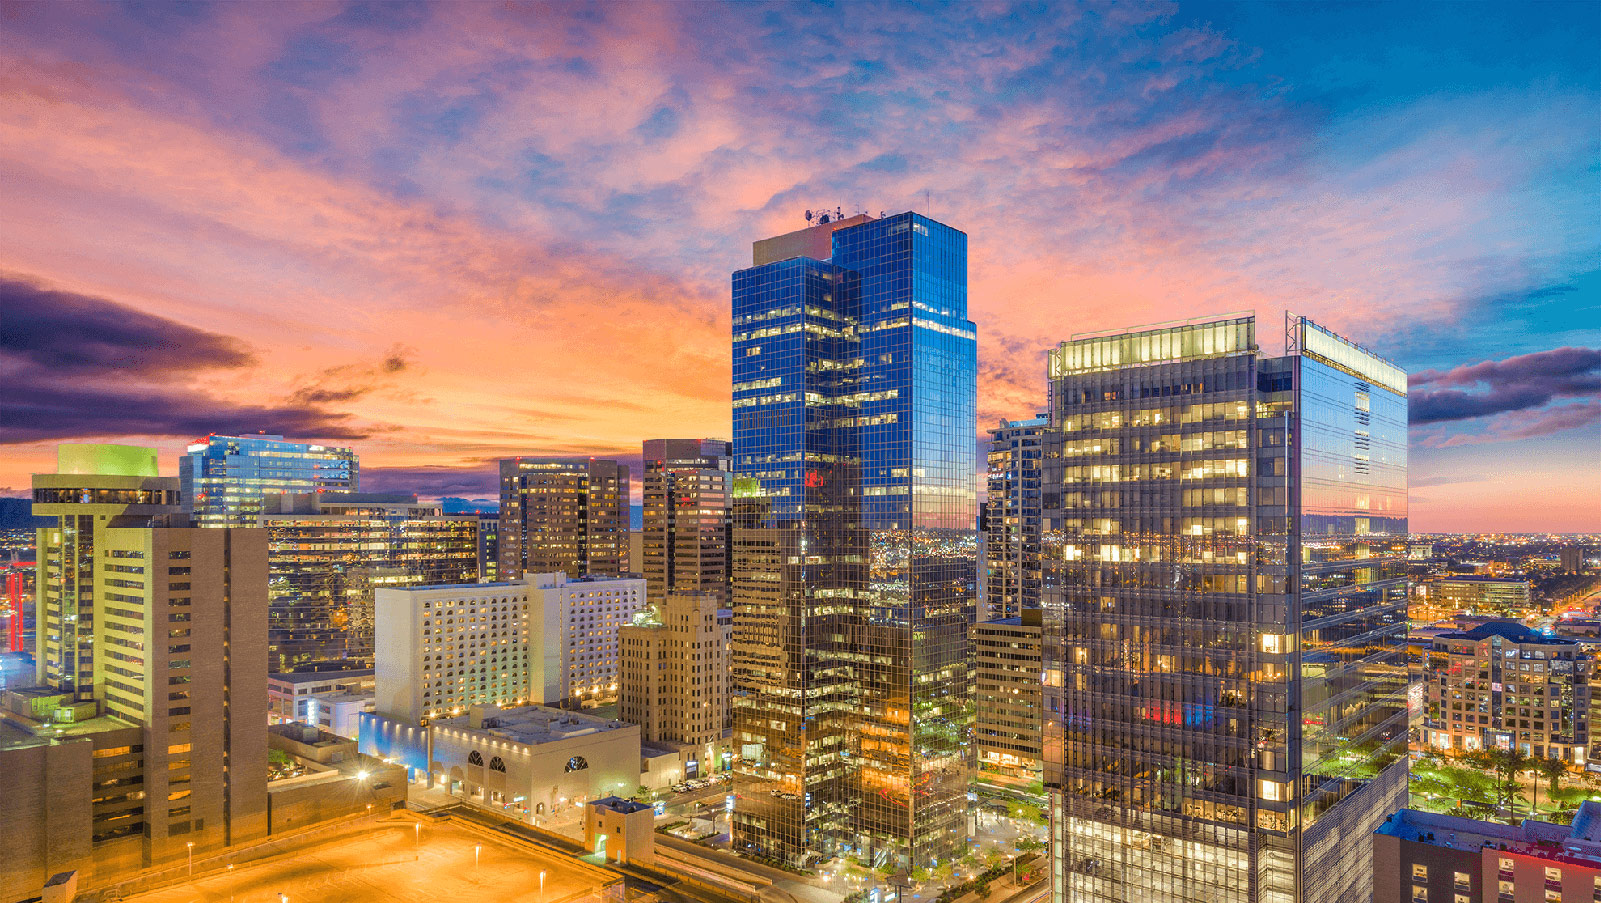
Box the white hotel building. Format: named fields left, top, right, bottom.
left=374, top=572, right=645, bottom=723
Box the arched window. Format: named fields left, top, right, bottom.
left=467, top=750, right=484, bottom=766
left=489, top=756, right=506, bottom=773
left=565, top=756, right=588, bottom=772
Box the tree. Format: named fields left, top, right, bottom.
left=1534, top=757, right=1568, bottom=810
left=1488, top=748, right=1531, bottom=820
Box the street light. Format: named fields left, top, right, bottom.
left=187, top=841, right=194, bottom=877
left=414, top=822, right=421, bottom=846
left=540, top=869, right=547, bottom=899
left=475, top=843, right=482, bottom=871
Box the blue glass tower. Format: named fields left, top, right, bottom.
left=181, top=434, right=358, bottom=527
left=730, top=212, right=978, bottom=870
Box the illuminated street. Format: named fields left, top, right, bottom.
left=125, top=817, right=612, bottom=903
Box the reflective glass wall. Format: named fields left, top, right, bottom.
left=730, top=213, right=978, bottom=871
left=1041, top=316, right=1408, bottom=903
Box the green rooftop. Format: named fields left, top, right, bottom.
left=57, top=443, right=160, bottom=477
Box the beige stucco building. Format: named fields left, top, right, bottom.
left=619, top=591, right=731, bottom=778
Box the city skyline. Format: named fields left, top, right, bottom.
left=3, top=2, right=1598, bottom=534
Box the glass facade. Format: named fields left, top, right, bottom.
left=180, top=434, right=358, bottom=527
left=730, top=212, right=978, bottom=871
left=1042, top=315, right=1409, bottom=903
left=263, top=493, right=478, bottom=673
left=985, top=417, right=1048, bottom=619
left=498, top=458, right=629, bottom=580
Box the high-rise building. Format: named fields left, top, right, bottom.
left=984, top=416, right=1048, bottom=620
left=1043, top=316, right=1411, bottom=903
left=620, top=591, right=731, bottom=776
left=972, top=610, right=1044, bottom=787
left=4, top=445, right=268, bottom=897
left=1562, top=546, right=1588, bottom=574
left=477, top=510, right=500, bottom=582
left=373, top=571, right=645, bottom=723
left=499, top=458, right=629, bottom=580
left=641, top=439, right=732, bottom=604
left=729, top=212, right=978, bottom=870
left=31, top=443, right=183, bottom=696
left=1422, top=620, right=1591, bottom=760
left=180, top=434, right=357, bottom=527
left=262, top=492, right=477, bottom=673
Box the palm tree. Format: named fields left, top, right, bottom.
left=1492, top=748, right=1531, bottom=820
left=1533, top=756, right=1568, bottom=812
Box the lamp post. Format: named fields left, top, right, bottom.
left=187, top=841, right=194, bottom=877
left=414, top=822, right=421, bottom=847
left=540, top=870, right=547, bottom=899
left=475, top=843, right=482, bottom=872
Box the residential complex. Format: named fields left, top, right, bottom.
left=972, top=610, right=1044, bottom=786
left=1043, top=316, right=1411, bottom=903
left=641, top=439, right=733, bottom=605
left=4, top=445, right=268, bottom=899
left=729, top=211, right=978, bottom=869
left=498, top=458, right=630, bottom=580
left=1373, top=805, right=1601, bottom=903
left=984, top=416, right=1048, bottom=619
left=180, top=434, right=357, bottom=527
left=1432, top=576, right=1535, bottom=614
left=261, top=492, right=478, bottom=673
left=620, top=591, right=731, bottom=778
left=1422, top=620, right=1592, bottom=761
left=373, top=571, right=646, bottom=723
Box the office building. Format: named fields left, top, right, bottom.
left=984, top=416, right=1048, bottom=619
left=374, top=571, right=645, bottom=723
left=972, top=610, right=1044, bottom=787
left=499, top=458, right=629, bottom=580
left=262, top=492, right=477, bottom=673
left=620, top=591, right=731, bottom=778
left=1043, top=316, right=1411, bottom=903
left=641, top=439, right=733, bottom=604
left=1422, top=620, right=1591, bottom=761
left=1432, top=576, right=1533, bottom=615
left=4, top=445, right=268, bottom=898
left=477, top=510, right=500, bottom=582
left=730, top=212, right=978, bottom=869
left=1373, top=805, right=1601, bottom=903
left=1562, top=546, right=1587, bottom=574
left=180, top=434, right=357, bottom=527
left=360, top=703, right=642, bottom=825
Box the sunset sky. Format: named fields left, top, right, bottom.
left=2, top=2, right=1597, bottom=532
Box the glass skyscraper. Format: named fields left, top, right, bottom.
left=730, top=212, right=978, bottom=871
left=1042, top=315, right=1409, bottom=903
left=985, top=416, right=1048, bottom=620
left=180, top=434, right=358, bottom=527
